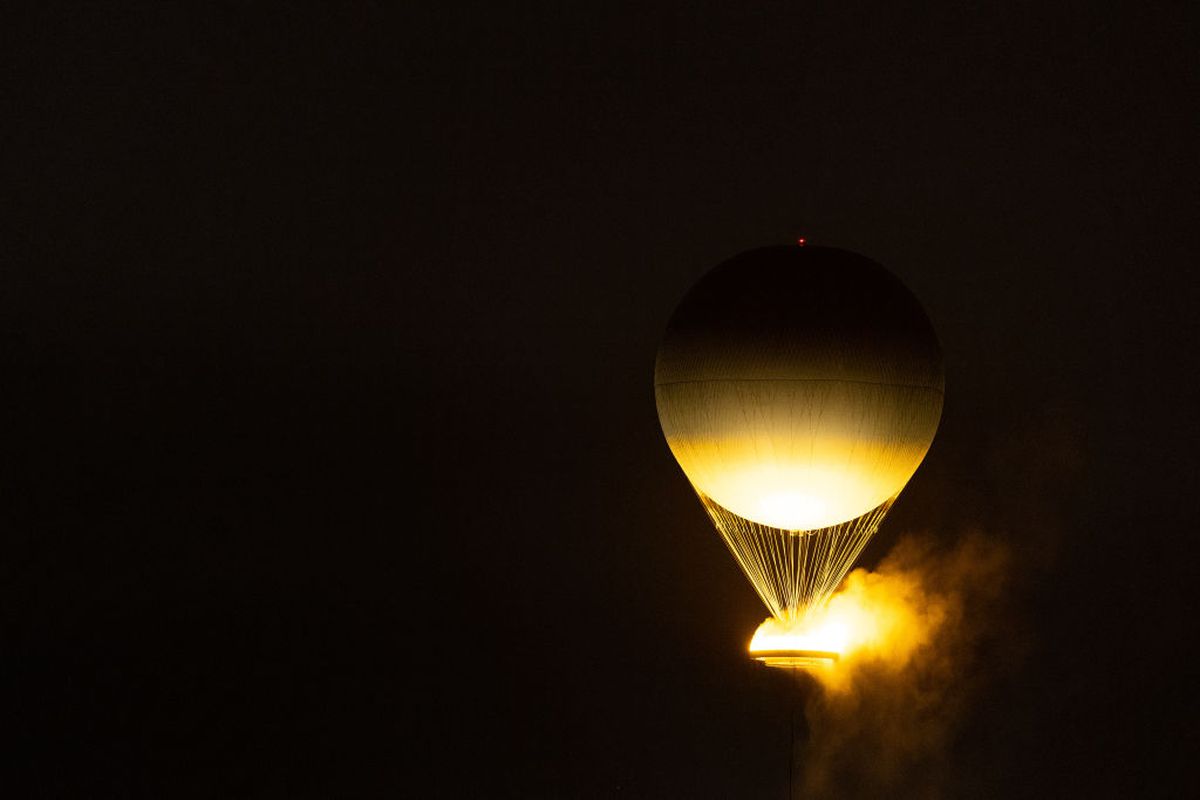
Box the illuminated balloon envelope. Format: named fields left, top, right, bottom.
left=655, top=245, right=943, bottom=626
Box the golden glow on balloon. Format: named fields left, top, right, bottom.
left=656, top=383, right=942, bottom=531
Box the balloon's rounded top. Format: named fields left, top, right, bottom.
left=654, top=245, right=944, bottom=531
left=655, top=245, right=943, bottom=392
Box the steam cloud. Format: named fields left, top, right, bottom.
left=790, top=399, right=1082, bottom=797
left=797, top=531, right=1018, bottom=798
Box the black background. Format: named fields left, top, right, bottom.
left=7, top=2, right=1199, bottom=797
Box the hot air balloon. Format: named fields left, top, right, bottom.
left=655, top=244, right=943, bottom=666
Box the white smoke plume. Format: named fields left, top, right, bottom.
left=796, top=531, right=1018, bottom=798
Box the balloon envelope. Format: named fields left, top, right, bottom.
left=655, top=246, right=943, bottom=530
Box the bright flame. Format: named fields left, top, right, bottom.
left=748, top=561, right=946, bottom=685
left=750, top=614, right=850, bottom=658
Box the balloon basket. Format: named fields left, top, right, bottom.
left=751, top=649, right=839, bottom=669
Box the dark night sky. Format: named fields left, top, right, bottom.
left=6, top=2, right=1200, bottom=797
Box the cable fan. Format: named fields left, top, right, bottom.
left=654, top=245, right=943, bottom=666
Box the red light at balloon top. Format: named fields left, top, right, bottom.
left=796, top=237, right=807, bottom=246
